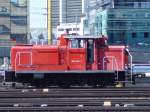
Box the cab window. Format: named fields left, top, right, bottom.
left=70, top=39, right=84, bottom=48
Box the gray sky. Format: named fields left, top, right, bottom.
left=30, top=0, right=47, bottom=28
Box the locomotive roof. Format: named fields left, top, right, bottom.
left=65, top=35, right=102, bottom=39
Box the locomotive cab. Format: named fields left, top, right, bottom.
left=67, top=38, right=96, bottom=70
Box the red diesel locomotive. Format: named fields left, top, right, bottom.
left=5, top=35, right=133, bottom=87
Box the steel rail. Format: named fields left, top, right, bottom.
left=0, top=92, right=149, bottom=98
left=0, top=106, right=150, bottom=112
left=1, top=87, right=150, bottom=92
left=0, top=99, right=149, bottom=107
left=0, top=90, right=149, bottom=98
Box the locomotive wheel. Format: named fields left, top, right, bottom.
left=35, top=82, right=47, bottom=88
left=92, top=82, right=105, bottom=88
left=12, top=82, right=16, bottom=88
left=59, top=82, right=70, bottom=88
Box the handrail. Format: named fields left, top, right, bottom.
left=126, top=49, right=133, bottom=83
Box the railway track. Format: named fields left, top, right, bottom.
left=0, top=97, right=150, bottom=107
left=0, top=107, right=150, bottom=112
left=0, top=87, right=150, bottom=98
left=0, top=87, right=149, bottom=111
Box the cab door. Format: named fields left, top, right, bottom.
left=68, top=39, right=86, bottom=70
left=86, top=39, right=94, bottom=70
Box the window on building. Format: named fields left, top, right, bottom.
left=0, top=7, right=9, bottom=13
left=11, top=0, right=27, bottom=7
left=108, top=14, right=115, bottom=18
left=0, top=7, right=10, bottom=16
left=138, top=2, right=141, bottom=8
left=0, top=57, right=3, bottom=66
left=84, top=20, right=88, bottom=27
left=132, top=32, right=137, bottom=38
left=0, top=25, right=10, bottom=34
left=73, top=28, right=80, bottom=31
left=11, top=16, right=27, bottom=26
left=11, top=34, right=27, bottom=43
left=144, top=32, right=149, bottom=38
left=68, top=28, right=72, bottom=31
left=58, top=28, right=64, bottom=31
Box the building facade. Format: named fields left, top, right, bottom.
left=0, top=0, right=28, bottom=45
left=86, top=0, right=150, bottom=63
left=53, top=0, right=85, bottom=38
left=11, top=0, right=28, bottom=44
left=60, top=0, right=82, bottom=24
left=0, top=0, right=28, bottom=66
left=51, top=0, right=59, bottom=29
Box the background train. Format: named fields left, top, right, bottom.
left=5, top=34, right=134, bottom=87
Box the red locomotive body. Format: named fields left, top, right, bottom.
left=11, top=46, right=68, bottom=71
left=5, top=35, right=132, bottom=87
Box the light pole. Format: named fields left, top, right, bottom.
left=47, top=0, right=52, bottom=45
